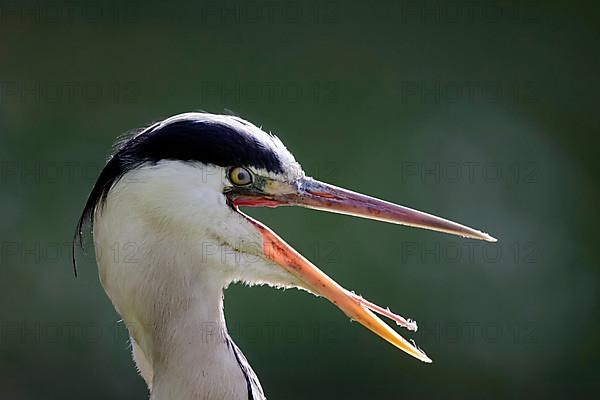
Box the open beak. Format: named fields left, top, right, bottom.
left=231, top=176, right=496, bottom=363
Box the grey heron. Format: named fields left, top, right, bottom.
left=74, top=112, right=496, bottom=399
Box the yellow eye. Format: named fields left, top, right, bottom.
left=229, top=167, right=253, bottom=186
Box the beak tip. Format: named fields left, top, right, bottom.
left=483, top=233, right=498, bottom=243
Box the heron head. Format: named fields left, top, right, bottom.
left=77, top=112, right=495, bottom=363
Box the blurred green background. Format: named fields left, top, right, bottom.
left=1, top=0, right=598, bottom=398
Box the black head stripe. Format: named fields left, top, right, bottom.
left=118, top=118, right=285, bottom=173
left=72, top=113, right=287, bottom=275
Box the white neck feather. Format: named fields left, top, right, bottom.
left=147, top=283, right=253, bottom=400
left=92, top=162, right=276, bottom=399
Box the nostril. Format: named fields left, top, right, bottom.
left=307, top=190, right=343, bottom=200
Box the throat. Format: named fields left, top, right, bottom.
left=132, top=286, right=263, bottom=400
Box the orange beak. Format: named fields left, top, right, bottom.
left=231, top=177, right=496, bottom=363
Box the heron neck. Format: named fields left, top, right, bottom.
left=146, top=284, right=258, bottom=400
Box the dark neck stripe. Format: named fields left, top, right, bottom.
left=226, top=335, right=261, bottom=400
